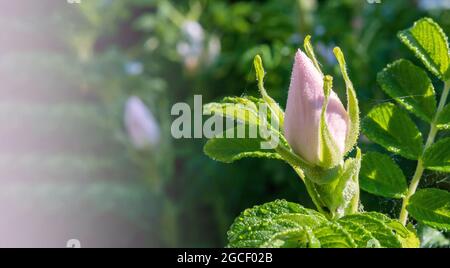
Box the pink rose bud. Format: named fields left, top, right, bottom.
left=124, top=96, right=160, bottom=149
left=284, top=50, right=349, bottom=165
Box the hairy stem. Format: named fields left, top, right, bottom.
left=399, top=81, right=450, bottom=225
left=274, top=144, right=329, bottom=215
left=292, top=166, right=328, bottom=216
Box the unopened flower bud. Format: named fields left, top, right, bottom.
left=124, top=96, right=160, bottom=149
left=284, top=50, right=349, bottom=165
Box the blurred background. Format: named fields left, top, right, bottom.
left=0, top=0, right=449, bottom=247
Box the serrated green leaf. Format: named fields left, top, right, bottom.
left=204, top=127, right=282, bottom=163
left=407, top=188, right=450, bottom=231
left=227, top=200, right=418, bottom=248
left=400, top=225, right=421, bottom=248
left=221, top=96, right=261, bottom=112
left=436, top=105, right=450, bottom=130
left=336, top=213, right=402, bottom=248
left=205, top=96, right=282, bottom=136
left=398, top=17, right=450, bottom=80
left=312, top=222, right=357, bottom=248
left=315, top=212, right=418, bottom=248
left=422, top=137, right=450, bottom=172
left=363, top=213, right=420, bottom=248
left=362, top=103, right=423, bottom=160
left=227, top=200, right=327, bottom=248
left=377, top=59, right=436, bottom=122
left=360, top=152, right=408, bottom=198
left=260, top=227, right=319, bottom=248
left=203, top=102, right=261, bottom=126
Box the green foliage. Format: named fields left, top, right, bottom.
left=367, top=16, right=450, bottom=236
left=227, top=200, right=327, bottom=248
left=436, top=105, right=450, bottom=130
left=398, top=17, right=450, bottom=80
left=227, top=200, right=419, bottom=248
left=422, top=138, right=450, bottom=172
left=203, top=102, right=260, bottom=127
left=202, top=94, right=286, bottom=164
left=360, top=152, right=407, bottom=199
left=327, top=213, right=419, bottom=248
left=203, top=128, right=283, bottom=163
left=407, top=189, right=450, bottom=231
left=377, top=59, right=436, bottom=122
left=362, top=103, right=423, bottom=160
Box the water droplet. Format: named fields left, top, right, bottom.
left=366, top=238, right=381, bottom=248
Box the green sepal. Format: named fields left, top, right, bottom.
left=333, top=47, right=360, bottom=154
left=253, top=55, right=285, bottom=129
left=307, top=148, right=362, bottom=219
left=303, top=35, right=323, bottom=75
left=318, top=75, right=342, bottom=169
left=305, top=164, right=342, bottom=185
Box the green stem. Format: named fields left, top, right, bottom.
left=274, top=144, right=328, bottom=214
left=399, top=81, right=450, bottom=225
left=292, top=166, right=327, bottom=216
left=350, top=174, right=360, bottom=214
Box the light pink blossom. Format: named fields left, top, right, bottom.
left=284, top=50, right=349, bottom=165
left=124, top=96, right=160, bottom=149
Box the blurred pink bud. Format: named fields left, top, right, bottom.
left=124, top=96, right=160, bottom=149
left=284, top=50, right=349, bottom=165
left=177, top=20, right=205, bottom=72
